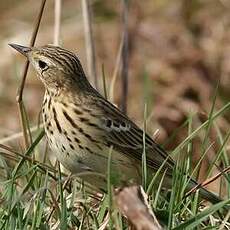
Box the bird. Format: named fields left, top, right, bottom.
left=9, top=43, right=223, bottom=204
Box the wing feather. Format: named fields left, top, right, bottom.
left=92, top=96, right=175, bottom=175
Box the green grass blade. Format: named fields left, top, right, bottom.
left=172, top=199, right=230, bottom=230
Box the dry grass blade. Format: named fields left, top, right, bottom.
left=54, top=0, right=61, bottom=46
left=0, top=143, right=55, bottom=173
left=109, top=34, right=124, bottom=103
left=0, top=125, right=43, bottom=144
left=219, top=209, right=230, bottom=230
left=98, top=212, right=110, bottom=230
left=81, top=0, right=97, bottom=88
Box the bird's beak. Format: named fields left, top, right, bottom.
left=9, top=43, right=31, bottom=57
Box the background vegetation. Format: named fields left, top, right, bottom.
left=0, top=0, right=229, bottom=229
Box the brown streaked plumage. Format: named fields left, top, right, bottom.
left=9, top=43, right=223, bottom=204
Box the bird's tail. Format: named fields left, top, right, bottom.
left=199, top=186, right=223, bottom=204
left=187, top=179, right=223, bottom=204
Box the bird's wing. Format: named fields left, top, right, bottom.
left=94, top=96, right=175, bottom=175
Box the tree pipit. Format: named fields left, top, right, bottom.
left=10, top=43, right=223, bottom=204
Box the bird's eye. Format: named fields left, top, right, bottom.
left=38, top=60, right=48, bottom=70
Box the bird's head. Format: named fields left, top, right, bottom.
left=9, top=44, right=90, bottom=93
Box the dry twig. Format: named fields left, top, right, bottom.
left=16, top=0, right=46, bottom=149
left=120, top=0, right=129, bottom=114
left=115, top=185, right=162, bottom=230
left=185, top=166, right=230, bottom=198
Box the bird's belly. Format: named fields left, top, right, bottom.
left=46, top=129, right=88, bottom=173
left=46, top=128, right=141, bottom=188
left=42, top=99, right=141, bottom=189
